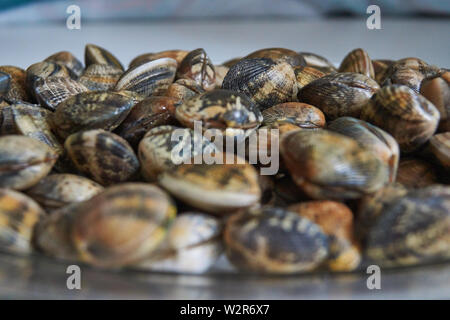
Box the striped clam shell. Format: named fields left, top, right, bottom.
left=115, top=58, right=177, bottom=98
left=34, top=76, right=88, bottom=111
left=166, top=78, right=205, bottom=103
left=45, top=51, right=84, bottom=79
left=360, top=85, right=440, bottom=153
left=84, top=43, right=124, bottom=71
left=294, top=66, right=325, bottom=90
left=262, top=102, right=325, bottom=130
left=25, top=61, right=70, bottom=100
left=420, top=71, right=450, bottom=132
left=177, top=48, right=216, bottom=91
left=129, top=49, right=189, bottom=69
left=78, top=63, right=123, bottom=91
left=298, top=52, right=337, bottom=74
left=245, top=47, right=306, bottom=68
left=338, top=48, right=375, bottom=79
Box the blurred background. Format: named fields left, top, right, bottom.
left=0, top=0, right=449, bottom=70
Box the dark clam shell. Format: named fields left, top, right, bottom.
left=44, top=51, right=84, bottom=79
left=224, top=206, right=329, bottom=273
left=360, top=85, right=440, bottom=153
left=427, top=132, right=450, bottom=172
left=26, top=61, right=70, bottom=100
left=78, top=63, right=123, bottom=91
left=51, top=91, right=136, bottom=139
left=65, top=129, right=140, bottom=185
left=420, top=71, right=450, bottom=132
left=115, top=58, right=177, bottom=98
left=222, top=58, right=297, bottom=111
left=0, top=66, right=31, bottom=102
left=0, top=71, right=11, bottom=96
left=177, top=48, right=216, bottom=91
left=396, top=158, right=438, bottom=188
left=84, top=43, right=124, bottom=71
left=338, top=48, right=375, bottom=79
left=245, top=47, right=306, bottom=68
left=297, top=72, right=380, bottom=120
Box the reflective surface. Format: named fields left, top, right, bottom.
left=1, top=252, right=449, bottom=299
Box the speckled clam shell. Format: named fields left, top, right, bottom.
left=294, top=66, right=325, bottom=90
left=10, top=103, right=63, bottom=155
left=0, top=188, right=45, bottom=254
left=0, top=66, right=30, bottom=102
left=360, top=85, right=440, bottom=153
left=245, top=47, right=306, bottom=68
left=45, top=51, right=84, bottom=79
left=427, top=132, right=450, bottom=171
left=134, top=213, right=223, bottom=274
left=222, top=58, right=298, bottom=111
left=297, top=72, right=380, bottom=120
left=65, top=129, right=140, bottom=186
left=0, top=71, right=11, bottom=96
left=78, top=63, right=123, bottom=91
left=0, top=135, right=58, bottom=190
left=115, top=96, right=178, bottom=148
left=338, top=48, right=375, bottom=79
left=177, top=48, right=216, bottom=91
left=138, top=125, right=218, bottom=182
left=158, top=155, right=261, bottom=214
left=420, top=71, right=450, bottom=132
left=129, top=50, right=189, bottom=69
left=288, top=201, right=361, bottom=272
left=33, top=76, right=88, bottom=111
left=224, top=206, right=329, bottom=274
left=280, top=129, right=389, bottom=200
left=26, top=61, right=70, bottom=100
left=27, top=174, right=103, bottom=210
left=361, top=185, right=450, bottom=267
left=175, top=89, right=263, bottom=141
left=71, top=183, right=176, bottom=268
left=166, top=78, right=205, bottom=103
left=115, top=58, right=177, bottom=97
left=327, top=117, right=399, bottom=183
left=51, top=91, right=136, bottom=139
left=262, top=102, right=325, bottom=130
left=84, top=43, right=124, bottom=71
left=396, top=158, right=438, bottom=188
left=298, top=52, right=337, bottom=74
left=372, top=59, right=393, bottom=85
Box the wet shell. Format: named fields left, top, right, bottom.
left=115, top=96, right=178, bottom=148
left=51, top=91, right=136, bottom=139
left=138, top=125, right=218, bottom=182
left=0, top=188, right=45, bottom=254
left=338, top=48, right=375, bottom=79
left=0, top=66, right=30, bottom=102
left=360, top=85, right=440, bottom=153
left=224, top=206, right=329, bottom=274
left=298, top=52, right=336, bottom=74
left=34, top=76, right=88, bottom=111
left=396, top=158, right=438, bottom=188
left=158, top=156, right=261, bottom=214
left=65, top=129, right=140, bottom=185
left=294, top=66, right=325, bottom=90
left=78, top=63, right=123, bottom=91
left=129, top=50, right=189, bottom=69
left=0, top=135, right=58, bottom=190
left=327, top=117, right=399, bottom=182
left=420, top=71, right=450, bottom=132
left=222, top=58, right=298, bottom=111
left=427, top=132, right=450, bottom=171
left=297, top=72, right=380, bottom=120
left=175, top=89, right=263, bottom=140
left=134, top=213, right=223, bottom=274
left=72, top=183, right=176, bottom=268
left=245, top=47, right=306, bottom=68
left=362, top=185, right=450, bottom=267
left=288, top=201, right=361, bottom=271
left=281, top=129, right=389, bottom=200
left=115, top=58, right=177, bottom=97
left=25, top=61, right=70, bottom=100
left=177, top=48, right=216, bottom=91
left=10, top=103, right=63, bottom=155
left=262, top=102, right=325, bottom=130
left=166, top=78, right=205, bottom=103
left=0, top=71, right=11, bottom=96
left=372, top=59, right=393, bottom=85
left=84, top=43, right=124, bottom=71
left=45, top=51, right=84, bottom=79
left=26, top=174, right=103, bottom=210
left=272, top=175, right=310, bottom=207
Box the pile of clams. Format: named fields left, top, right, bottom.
left=0, top=44, right=449, bottom=275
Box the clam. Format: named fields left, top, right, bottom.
left=84, top=43, right=124, bottom=71
left=298, top=52, right=336, bottom=74
left=360, top=85, right=440, bottom=153
left=115, top=58, right=177, bottom=97
left=372, top=59, right=393, bottom=85
left=0, top=71, right=11, bottom=96
left=65, top=129, right=140, bottom=185
left=245, top=47, right=306, bottom=68
left=51, top=91, right=136, bottom=139
left=222, top=58, right=298, bottom=111
left=0, top=66, right=30, bottom=102
left=396, top=158, right=438, bottom=188
left=288, top=201, right=361, bottom=272
left=177, top=48, right=216, bottom=91
left=129, top=50, right=189, bottom=69
left=294, top=66, right=325, bottom=90
left=327, top=117, right=399, bottom=182
left=78, top=63, right=123, bottom=91
left=297, top=72, right=380, bottom=120
left=166, top=78, right=205, bottom=103
left=280, top=129, right=389, bottom=199
left=25, top=61, right=70, bottom=100
left=44, top=51, right=84, bottom=79
left=427, top=132, right=450, bottom=171
left=0, top=135, right=58, bottom=190
left=420, top=71, right=449, bottom=132
left=338, top=48, right=375, bottom=79
left=0, top=188, right=45, bottom=254
left=224, top=206, right=329, bottom=273
left=262, top=102, right=325, bottom=130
